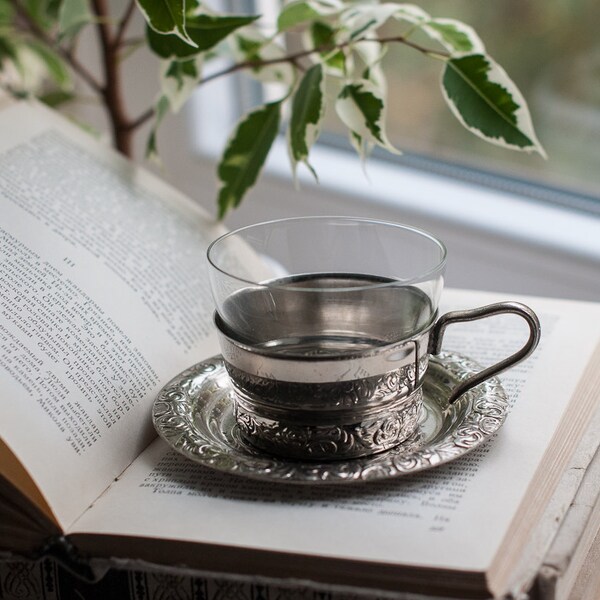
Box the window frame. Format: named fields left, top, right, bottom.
left=188, top=0, right=600, bottom=263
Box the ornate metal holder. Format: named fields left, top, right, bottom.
left=152, top=353, right=510, bottom=485
left=214, top=302, right=540, bottom=461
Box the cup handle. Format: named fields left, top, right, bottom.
left=428, top=302, right=541, bottom=404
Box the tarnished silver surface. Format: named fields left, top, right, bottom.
left=234, top=387, right=423, bottom=460
left=152, top=352, right=509, bottom=484
left=215, top=312, right=431, bottom=384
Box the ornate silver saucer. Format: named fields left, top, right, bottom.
left=152, top=352, right=509, bottom=484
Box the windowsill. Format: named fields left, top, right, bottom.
left=265, top=137, right=600, bottom=263
left=188, top=93, right=600, bottom=263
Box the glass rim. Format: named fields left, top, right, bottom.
left=206, top=216, right=448, bottom=291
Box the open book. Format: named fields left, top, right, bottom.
left=1, top=99, right=600, bottom=600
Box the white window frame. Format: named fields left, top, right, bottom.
left=189, top=83, right=600, bottom=264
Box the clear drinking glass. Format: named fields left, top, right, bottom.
left=207, top=216, right=447, bottom=353
left=206, top=216, right=539, bottom=460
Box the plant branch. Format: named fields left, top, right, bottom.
left=91, top=0, right=132, bottom=155
left=198, top=34, right=449, bottom=86
left=127, top=107, right=154, bottom=132
left=113, top=1, right=136, bottom=49
left=8, top=0, right=103, bottom=93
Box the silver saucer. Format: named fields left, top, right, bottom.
left=152, top=352, right=509, bottom=484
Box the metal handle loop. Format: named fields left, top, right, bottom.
left=428, top=302, right=541, bottom=404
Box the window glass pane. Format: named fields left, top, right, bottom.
left=318, top=0, right=600, bottom=202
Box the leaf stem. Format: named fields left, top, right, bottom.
left=198, top=34, right=449, bottom=86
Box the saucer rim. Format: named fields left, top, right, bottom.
left=152, top=352, right=509, bottom=485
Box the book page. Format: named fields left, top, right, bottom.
left=0, top=101, right=227, bottom=529
left=69, top=290, right=600, bottom=586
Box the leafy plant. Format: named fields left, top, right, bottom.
left=0, top=0, right=545, bottom=218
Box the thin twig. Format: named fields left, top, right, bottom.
left=198, top=34, right=449, bottom=86
left=126, top=107, right=154, bottom=132
left=113, top=0, right=136, bottom=49
left=124, top=33, right=447, bottom=137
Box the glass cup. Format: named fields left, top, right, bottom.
left=207, top=217, right=540, bottom=460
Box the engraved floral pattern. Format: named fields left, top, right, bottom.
left=152, top=353, right=509, bottom=484
left=234, top=388, right=421, bottom=460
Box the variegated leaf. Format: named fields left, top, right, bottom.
left=277, top=1, right=342, bottom=31
left=422, top=19, right=485, bottom=55
left=442, top=53, right=546, bottom=155
left=159, top=57, right=202, bottom=113
left=341, top=3, right=402, bottom=41
left=217, top=102, right=282, bottom=218
left=136, top=0, right=196, bottom=47
left=336, top=80, right=399, bottom=154
left=306, top=21, right=347, bottom=76
left=147, top=14, right=257, bottom=59
left=391, top=4, right=430, bottom=25
left=288, top=63, right=325, bottom=180
left=234, top=33, right=296, bottom=86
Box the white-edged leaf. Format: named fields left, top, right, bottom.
left=136, top=0, right=197, bottom=47
left=234, top=32, right=296, bottom=86
left=277, top=0, right=343, bottom=31
left=147, top=14, right=257, bottom=59
left=217, top=101, right=282, bottom=218
left=159, top=57, right=202, bottom=112
left=349, top=130, right=373, bottom=172
left=362, top=62, right=387, bottom=97
left=442, top=53, right=546, bottom=156
left=353, top=39, right=387, bottom=69
left=305, top=21, right=347, bottom=76
left=58, top=0, right=92, bottom=39
left=341, top=3, right=402, bottom=41
left=391, top=4, right=430, bottom=25
left=288, top=63, right=325, bottom=180
left=335, top=79, right=399, bottom=154
left=422, top=19, right=485, bottom=55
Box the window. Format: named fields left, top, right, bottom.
left=190, top=1, right=600, bottom=231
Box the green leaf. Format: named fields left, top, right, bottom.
left=234, top=33, right=296, bottom=86
left=23, top=0, right=57, bottom=30
left=46, top=0, right=63, bottom=20
left=278, top=2, right=320, bottom=31
left=25, top=40, right=71, bottom=89
left=0, top=37, right=17, bottom=64
left=58, top=0, right=92, bottom=39
left=442, top=53, right=545, bottom=155
left=147, top=14, right=258, bottom=59
left=341, top=3, right=401, bottom=40
left=392, top=4, right=429, bottom=24
left=136, top=0, right=196, bottom=47
left=146, top=95, right=170, bottom=163
left=0, top=2, right=14, bottom=25
left=278, top=0, right=343, bottom=30
left=336, top=80, right=399, bottom=154
left=217, top=102, right=281, bottom=218
left=422, top=19, right=484, bottom=55
left=159, top=57, right=201, bottom=112
left=289, top=63, right=324, bottom=179
left=309, top=21, right=345, bottom=75
left=39, top=89, right=75, bottom=107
